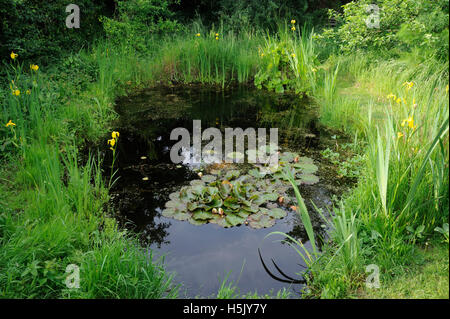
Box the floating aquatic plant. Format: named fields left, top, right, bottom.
left=162, top=150, right=319, bottom=228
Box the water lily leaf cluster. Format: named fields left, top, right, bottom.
left=162, top=151, right=319, bottom=228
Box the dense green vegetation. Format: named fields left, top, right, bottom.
left=0, top=0, right=448, bottom=298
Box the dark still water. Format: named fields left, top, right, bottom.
left=106, top=84, right=337, bottom=297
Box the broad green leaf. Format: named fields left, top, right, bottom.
left=192, top=210, right=213, bottom=220
left=298, top=174, right=319, bottom=185
left=162, top=208, right=189, bottom=221
left=225, top=214, right=246, bottom=226
left=266, top=207, right=287, bottom=219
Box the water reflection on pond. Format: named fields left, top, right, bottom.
left=107, top=84, right=337, bottom=297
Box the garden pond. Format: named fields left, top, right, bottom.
left=102, top=84, right=348, bottom=297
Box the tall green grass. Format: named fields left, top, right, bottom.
left=0, top=47, right=177, bottom=298
left=305, top=52, right=449, bottom=297
left=150, top=30, right=262, bottom=86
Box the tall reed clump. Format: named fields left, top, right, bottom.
left=307, top=54, right=449, bottom=297
left=355, top=59, right=449, bottom=237
left=150, top=27, right=262, bottom=87
left=0, top=52, right=177, bottom=298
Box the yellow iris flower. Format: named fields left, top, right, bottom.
left=108, top=138, right=116, bottom=147
left=109, top=131, right=120, bottom=150
left=30, top=64, right=39, bottom=71
left=402, top=81, right=414, bottom=90
left=196, top=33, right=200, bottom=37
left=387, top=93, right=396, bottom=100
left=291, top=26, right=296, bottom=31
left=401, top=117, right=415, bottom=129
left=12, top=89, right=20, bottom=96
left=5, top=120, right=16, bottom=127
left=10, top=51, right=18, bottom=60
left=291, top=20, right=296, bottom=24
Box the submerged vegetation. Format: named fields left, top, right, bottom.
left=0, top=0, right=448, bottom=299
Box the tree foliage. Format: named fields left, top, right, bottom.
left=171, top=0, right=348, bottom=31
left=0, top=0, right=112, bottom=63
left=319, top=0, right=449, bottom=60
left=101, top=0, right=181, bottom=51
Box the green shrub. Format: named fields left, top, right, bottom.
left=0, top=0, right=108, bottom=64
left=101, top=0, right=180, bottom=51
left=319, top=0, right=449, bottom=60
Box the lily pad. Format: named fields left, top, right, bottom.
left=248, top=168, right=263, bottom=178
left=294, top=162, right=318, bottom=174
left=224, top=197, right=240, bottom=210
left=218, top=181, right=233, bottom=197
left=279, top=152, right=297, bottom=163
left=224, top=170, right=240, bottom=180
left=165, top=200, right=186, bottom=210
left=168, top=192, right=180, bottom=201
left=179, top=187, right=196, bottom=202
left=242, top=204, right=260, bottom=213
left=298, top=173, right=320, bottom=185
left=209, top=169, right=222, bottom=175
left=204, top=197, right=223, bottom=209
left=266, top=207, right=287, bottom=219
left=262, top=193, right=279, bottom=201
left=225, top=214, right=246, bottom=226
left=201, top=174, right=217, bottom=183
left=162, top=208, right=189, bottom=221
left=205, top=186, right=219, bottom=196
left=188, top=217, right=208, bottom=225
left=191, top=184, right=206, bottom=196
left=248, top=212, right=275, bottom=229
left=236, top=211, right=250, bottom=219
left=190, top=179, right=205, bottom=187
left=210, top=215, right=230, bottom=227
left=187, top=201, right=203, bottom=211
left=249, top=193, right=265, bottom=206
left=192, top=210, right=214, bottom=220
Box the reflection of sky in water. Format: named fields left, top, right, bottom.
left=151, top=207, right=308, bottom=298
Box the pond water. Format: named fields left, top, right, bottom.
left=106, top=84, right=341, bottom=297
